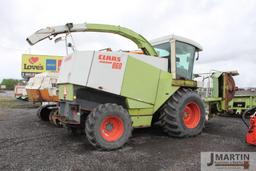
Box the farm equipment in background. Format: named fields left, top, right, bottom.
left=197, top=71, right=238, bottom=118
left=242, top=107, right=256, bottom=145
left=26, top=75, right=43, bottom=102
left=27, top=22, right=206, bottom=150
left=26, top=72, right=59, bottom=102
left=26, top=72, right=61, bottom=126
left=14, top=84, right=28, bottom=100
left=197, top=71, right=256, bottom=117
left=228, top=89, right=256, bottom=115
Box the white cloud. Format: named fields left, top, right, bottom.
left=0, top=0, right=256, bottom=87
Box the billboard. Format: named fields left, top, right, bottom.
left=22, top=54, right=63, bottom=73
left=21, top=54, right=63, bottom=79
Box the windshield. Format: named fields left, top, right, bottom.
left=153, top=42, right=170, bottom=58
left=176, top=41, right=196, bottom=80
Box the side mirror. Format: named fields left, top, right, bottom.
left=193, top=74, right=201, bottom=78
left=67, top=42, right=75, bottom=52
left=196, top=52, right=199, bottom=60
left=67, top=42, right=73, bottom=47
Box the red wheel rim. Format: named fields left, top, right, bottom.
left=100, top=115, right=124, bottom=142
left=183, top=102, right=201, bottom=128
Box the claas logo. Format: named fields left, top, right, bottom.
left=98, top=54, right=122, bottom=70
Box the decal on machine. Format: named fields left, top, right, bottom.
left=98, top=54, right=122, bottom=70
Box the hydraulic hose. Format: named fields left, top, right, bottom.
left=242, top=107, right=256, bottom=128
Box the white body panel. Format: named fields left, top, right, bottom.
left=58, top=51, right=94, bottom=86
left=150, top=34, right=203, bottom=51
left=87, top=52, right=128, bottom=95
left=58, top=50, right=168, bottom=95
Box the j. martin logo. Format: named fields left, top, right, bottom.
left=207, top=152, right=249, bottom=168
left=201, top=152, right=255, bottom=171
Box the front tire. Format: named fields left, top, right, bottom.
left=160, top=88, right=205, bottom=137
left=85, top=103, right=132, bottom=150
left=67, top=127, right=84, bottom=135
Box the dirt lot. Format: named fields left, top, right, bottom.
left=0, top=91, right=255, bottom=171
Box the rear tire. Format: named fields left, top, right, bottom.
left=160, top=88, right=205, bottom=137
left=37, top=105, right=52, bottom=121
left=49, top=110, right=62, bottom=127
left=85, top=103, right=132, bottom=150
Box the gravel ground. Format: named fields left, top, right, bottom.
left=0, top=91, right=255, bottom=171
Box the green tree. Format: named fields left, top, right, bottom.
left=1, top=79, right=21, bottom=90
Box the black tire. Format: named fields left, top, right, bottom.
left=37, top=105, right=50, bottom=121
left=67, top=127, right=84, bottom=135
left=36, top=104, right=56, bottom=121
left=48, top=110, right=54, bottom=124
left=160, top=88, right=205, bottom=137
left=49, top=110, right=62, bottom=127
left=85, top=103, right=132, bottom=150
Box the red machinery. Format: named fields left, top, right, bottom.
left=242, top=107, right=256, bottom=145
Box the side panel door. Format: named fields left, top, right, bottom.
left=87, top=52, right=127, bottom=95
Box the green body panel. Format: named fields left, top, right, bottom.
left=153, top=71, right=179, bottom=112
left=128, top=108, right=154, bottom=115
left=211, top=72, right=222, bottom=98
left=121, top=57, right=182, bottom=127
left=131, top=115, right=153, bottom=128
left=126, top=98, right=153, bottom=109
left=228, top=95, right=256, bottom=114
left=58, top=84, right=74, bottom=101
left=172, top=79, right=197, bottom=88
left=121, top=56, right=160, bottom=104
left=212, top=78, right=219, bottom=98
left=122, top=64, right=183, bottom=127
left=204, top=97, right=222, bottom=102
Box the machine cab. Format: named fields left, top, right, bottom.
left=150, top=35, right=203, bottom=80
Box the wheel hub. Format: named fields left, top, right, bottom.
left=100, top=115, right=124, bottom=142
left=183, top=112, right=189, bottom=119
left=106, top=123, right=113, bottom=131
left=183, top=102, right=201, bottom=129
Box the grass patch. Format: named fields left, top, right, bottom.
left=0, top=95, right=39, bottom=109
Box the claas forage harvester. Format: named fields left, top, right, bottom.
left=27, top=23, right=205, bottom=150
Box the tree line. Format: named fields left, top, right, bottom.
left=1, top=79, right=22, bottom=90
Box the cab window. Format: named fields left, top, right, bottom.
left=175, top=41, right=196, bottom=80
left=154, top=42, right=170, bottom=58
